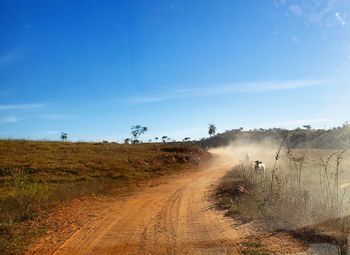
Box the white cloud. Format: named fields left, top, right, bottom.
left=289, top=5, right=303, bottom=16
left=129, top=79, right=326, bottom=104
left=0, top=103, right=44, bottom=110
left=335, top=12, right=346, bottom=26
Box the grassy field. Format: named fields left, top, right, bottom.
left=0, top=139, right=209, bottom=254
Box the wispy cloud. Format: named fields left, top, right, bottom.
left=275, top=1, right=350, bottom=70
left=0, top=112, right=72, bottom=124
left=128, top=95, right=177, bottom=103
left=0, top=103, right=44, bottom=110
left=33, top=113, right=74, bottom=120
left=335, top=12, right=346, bottom=26
left=292, top=35, right=301, bottom=44
left=289, top=4, right=303, bottom=16
left=129, top=79, right=325, bottom=104
left=1, top=116, right=19, bottom=123
left=276, top=0, right=349, bottom=27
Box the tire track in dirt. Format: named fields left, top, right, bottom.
left=27, top=157, right=247, bottom=255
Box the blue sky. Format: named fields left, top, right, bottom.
left=1, top=0, right=350, bottom=141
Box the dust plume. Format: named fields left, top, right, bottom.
left=210, top=137, right=350, bottom=229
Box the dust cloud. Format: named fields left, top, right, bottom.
left=209, top=137, right=350, bottom=226
left=209, top=137, right=281, bottom=168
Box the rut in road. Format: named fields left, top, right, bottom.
left=27, top=157, right=250, bottom=255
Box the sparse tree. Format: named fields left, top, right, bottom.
left=303, top=125, right=312, bottom=131
left=183, top=137, right=191, bottom=142
left=343, top=121, right=350, bottom=129
left=154, top=137, right=159, bottom=142
left=60, top=132, right=68, bottom=141
left=162, top=136, right=168, bottom=143
left=131, top=125, right=148, bottom=144
left=124, top=138, right=130, bottom=144
left=208, top=124, right=216, bottom=137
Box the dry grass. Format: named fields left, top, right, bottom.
left=0, top=139, right=209, bottom=254
left=215, top=145, right=350, bottom=253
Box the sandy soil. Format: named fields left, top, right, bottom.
left=26, top=156, right=305, bottom=255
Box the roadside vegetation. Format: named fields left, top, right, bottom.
left=214, top=137, right=350, bottom=254
left=0, top=139, right=209, bottom=254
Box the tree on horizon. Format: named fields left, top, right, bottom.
left=131, top=125, right=148, bottom=144
left=208, top=124, right=216, bottom=137
left=60, top=132, right=68, bottom=141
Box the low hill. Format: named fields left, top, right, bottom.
left=307, top=128, right=350, bottom=149
left=199, top=127, right=350, bottom=149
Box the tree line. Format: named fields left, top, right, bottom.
left=58, top=123, right=218, bottom=144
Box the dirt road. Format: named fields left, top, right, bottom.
left=27, top=156, right=302, bottom=255
left=27, top=156, right=247, bottom=255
